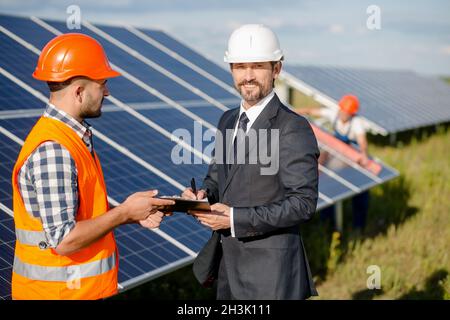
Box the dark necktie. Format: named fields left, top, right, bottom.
left=86, top=128, right=95, bottom=158
left=232, top=112, right=249, bottom=167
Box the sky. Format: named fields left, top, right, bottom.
left=1, top=0, right=449, bottom=77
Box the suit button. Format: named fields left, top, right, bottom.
left=38, top=241, right=48, bottom=250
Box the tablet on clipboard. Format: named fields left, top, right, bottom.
left=156, top=196, right=211, bottom=213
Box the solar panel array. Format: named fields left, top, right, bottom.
left=0, top=14, right=398, bottom=299
left=282, top=65, right=450, bottom=135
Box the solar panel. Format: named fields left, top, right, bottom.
left=282, top=65, right=450, bottom=135
left=0, top=13, right=398, bottom=299
left=42, top=19, right=232, bottom=121
left=0, top=73, right=44, bottom=111
left=137, top=28, right=233, bottom=85
left=97, top=25, right=236, bottom=101
left=0, top=210, right=14, bottom=300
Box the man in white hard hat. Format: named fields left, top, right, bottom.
left=183, top=24, right=319, bottom=299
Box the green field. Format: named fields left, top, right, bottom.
left=116, top=124, right=450, bottom=300
left=312, top=125, right=450, bottom=299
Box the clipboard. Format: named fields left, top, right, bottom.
left=156, top=196, right=211, bottom=213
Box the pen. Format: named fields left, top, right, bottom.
left=190, top=177, right=197, bottom=197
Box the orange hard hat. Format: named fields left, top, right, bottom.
left=338, top=94, right=359, bottom=115
left=33, top=33, right=121, bottom=82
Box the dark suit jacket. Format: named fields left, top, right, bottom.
left=193, top=94, right=320, bottom=299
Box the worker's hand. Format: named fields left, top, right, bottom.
left=190, top=203, right=231, bottom=231
left=357, top=154, right=369, bottom=167
left=139, top=211, right=164, bottom=229
left=182, top=188, right=207, bottom=200
left=318, top=151, right=330, bottom=165
left=120, top=190, right=175, bottom=223
left=295, top=107, right=322, bottom=117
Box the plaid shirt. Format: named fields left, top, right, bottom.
left=18, top=104, right=94, bottom=248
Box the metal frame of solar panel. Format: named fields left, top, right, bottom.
left=0, top=14, right=398, bottom=300
left=281, top=65, right=450, bottom=136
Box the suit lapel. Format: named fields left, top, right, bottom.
left=221, top=109, right=239, bottom=178
left=222, top=94, right=281, bottom=196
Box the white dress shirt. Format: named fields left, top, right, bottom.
left=230, top=90, right=275, bottom=237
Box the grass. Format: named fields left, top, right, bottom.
left=115, top=125, right=450, bottom=300
left=310, top=125, right=450, bottom=299
left=115, top=264, right=215, bottom=300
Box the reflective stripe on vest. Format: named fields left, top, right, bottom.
left=13, top=251, right=116, bottom=282
left=15, top=228, right=47, bottom=247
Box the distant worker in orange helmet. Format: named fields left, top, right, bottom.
left=11, top=33, right=174, bottom=300
left=297, top=94, right=370, bottom=231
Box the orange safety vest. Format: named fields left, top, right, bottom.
left=11, top=116, right=118, bottom=300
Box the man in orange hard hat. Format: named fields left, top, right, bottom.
left=298, top=94, right=368, bottom=164
left=11, top=33, right=174, bottom=300
left=297, top=94, right=370, bottom=231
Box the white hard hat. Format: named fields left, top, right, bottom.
left=224, top=24, right=284, bottom=63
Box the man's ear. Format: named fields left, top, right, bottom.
left=73, top=84, right=84, bottom=103
left=273, top=61, right=282, bottom=79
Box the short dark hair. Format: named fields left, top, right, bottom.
left=270, top=61, right=279, bottom=68
left=47, top=78, right=74, bottom=92
left=271, top=61, right=281, bottom=87
left=47, top=76, right=90, bottom=92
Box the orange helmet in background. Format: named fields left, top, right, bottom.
left=33, top=33, right=121, bottom=82
left=338, top=94, right=359, bottom=115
